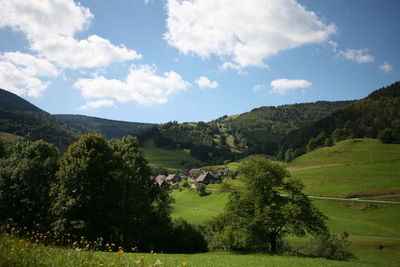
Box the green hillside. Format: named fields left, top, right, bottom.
left=281, top=82, right=400, bottom=159
left=288, top=139, right=400, bottom=199
left=142, top=139, right=202, bottom=169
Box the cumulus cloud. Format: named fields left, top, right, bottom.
left=74, top=65, right=190, bottom=105
left=79, top=99, right=114, bottom=110
left=379, top=61, right=393, bottom=72
left=337, top=48, right=374, bottom=64
left=0, top=0, right=141, bottom=69
left=34, top=35, right=141, bottom=69
left=269, top=78, right=312, bottom=95
left=165, top=0, right=336, bottom=69
left=195, top=76, right=218, bottom=89
left=0, top=52, right=58, bottom=97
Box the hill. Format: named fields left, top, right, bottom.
left=0, top=89, right=76, bottom=149
left=0, top=89, right=154, bottom=149
left=54, top=114, right=154, bottom=140
left=281, top=82, right=400, bottom=160
left=145, top=101, right=352, bottom=165
left=288, top=139, right=400, bottom=200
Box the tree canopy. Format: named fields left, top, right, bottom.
left=208, top=157, right=327, bottom=253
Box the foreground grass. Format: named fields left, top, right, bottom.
left=142, top=140, right=202, bottom=169
left=0, top=235, right=369, bottom=267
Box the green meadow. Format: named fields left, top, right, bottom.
left=142, top=139, right=202, bottom=169
left=288, top=139, right=400, bottom=200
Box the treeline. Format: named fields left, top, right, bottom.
left=224, top=101, right=352, bottom=155
left=0, top=135, right=207, bottom=253
left=142, top=101, right=352, bottom=164
left=54, top=114, right=154, bottom=140
left=281, top=82, right=400, bottom=161
left=146, top=121, right=241, bottom=164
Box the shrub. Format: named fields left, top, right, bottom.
left=297, top=232, right=354, bottom=260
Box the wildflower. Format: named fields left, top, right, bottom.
left=154, top=259, right=163, bottom=265
left=135, top=260, right=141, bottom=264
left=99, top=264, right=104, bottom=267
left=180, top=262, right=188, bottom=266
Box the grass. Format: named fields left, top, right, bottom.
left=171, top=189, right=400, bottom=238
left=0, top=131, right=23, bottom=142
left=287, top=139, right=400, bottom=200
left=0, top=235, right=370, bottom=267
left=171, top=189, right=228, bottom=224
left=288, top=139, right=400, bottom=168
left=142, top=139, right=202, bottom=169
left=291, top=162, right=400, bottom=198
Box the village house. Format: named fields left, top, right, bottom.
left=154, top=175, right=168, bottom=186
left=196, top=171, right=219, bottom=185
left=214, top=169, right=229, bottom=179
left=188, top=168, right=203, bottom=177
left=165, top=174, right=181, bottom=184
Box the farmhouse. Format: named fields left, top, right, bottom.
left=155, top=175, right=168, bottom=186
left=196, top=172, right=218, bottom=185
left=165, top=174, right=181, bottom=184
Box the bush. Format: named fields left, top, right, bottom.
left=165, top=219, right=208, bottom=253
left=297, top=232, right=354, bottom=260
left=196, top=183, right=209, bottom=197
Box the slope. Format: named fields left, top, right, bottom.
left=54, top=114, right=154, bottom=139
left=281, top=82, right=400, bottom=159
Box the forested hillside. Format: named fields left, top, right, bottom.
left=54, top=114, right=154, bottom=139
left=0, top=89, right=154, bottom=149
left=0, top=89, right=76, bottom=149
left=281, top=82, right=400, bottom=160
left=144, top=101, right=353, bottom=164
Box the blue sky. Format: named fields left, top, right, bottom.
left=0, top=0, right=399, bottom=123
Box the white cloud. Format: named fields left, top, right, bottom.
left=165, top=0, right=336, bottom=69
left=33, top=35, right=141, bottom=69
left=379, top=61, right=393, bottom=72
left=74, top=64, right=190, bottom=105
left=269, top=78, right=312, bottom=95
left=195, top=76, right=218, bottom=89
left=0, top=52, right=58, bottom=97
left=337, top=48, right=374, bottom=64
left=2, top=52, right=59, bottom=77
left=252, top=84, right=265, bottom=92
left=79, top=99, right=114, bottom=110
left=0, top=0, right=141, bottom=69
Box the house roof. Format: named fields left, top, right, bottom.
left=196, top=172, right=216, bottom=182
left=155, top=175, right=167, bottom=185
left=166, top=174, right=179, bottom=181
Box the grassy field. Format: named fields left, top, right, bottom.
left=142, top=139, right=202, bottom=169
left=288, top=139, right=400, bottom=168
left=0, top=131, right=23, bottom=142
left=287, top=139, right=400, bottom=200
left=0, top=235, right=370, bottom=267
left=171, top=189, right=400, bottom=265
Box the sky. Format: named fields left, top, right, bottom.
left=0, top=0, right=399, bottom=123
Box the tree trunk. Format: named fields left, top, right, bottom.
left=269, top=232, right=277, bottom=253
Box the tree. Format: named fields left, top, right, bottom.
left=51, top=134, right=174, bottom=250
left=51, top=134, right=122, bottom=241
left=0, top=140, right=59, bottom=230
left=210, top=157, right=327, bottom=253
